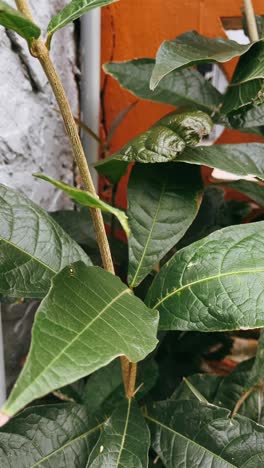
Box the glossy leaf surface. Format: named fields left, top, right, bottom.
left=104, top=59, right=222, bottom=112
left=177, top=143, right=264, bottom=179
left=147, top=399, right=264, bottom=467
left=0, top=1, right=40, bottom=42
left=146, top=221, right=264, bottom=331
left=0, top=404, right=101, bottom=467
left=150, top=31, right=253, bottom=90
left=111, top=111, right=213, bottom=164
left=0, top=184, right=90, bottom=298
left=3, top=263, right=159, bottom=416
left=128, top=163, right=202, bottom=287
left=47, top=0, right=118, bottom=38
left=35, top=174, right=130, bottom=237
left=88, top=399, right=150, bottom=467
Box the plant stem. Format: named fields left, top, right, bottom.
left=14, top=0, right=133, bottom=399
left=243, top=0, right=259, bottom=42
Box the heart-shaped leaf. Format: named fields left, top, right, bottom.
left=146, top=221, right=264, bottom=332
left=47, top=0, right=118, bottom=41
left=147, top=399, right=264, bottom=467
left=0, top=184, right=90, bottom=298
left=88, top=399, right=150, bottom=467
left=0, top=1, right=40, bottom=43
left=128, top=163, right=202, bottom=288
left=3, top=262, right=159, bottom=416
left=104, top=59, right=222, bottom=112
left=150, top=31, right=254, bottom=90
left=0, top=404, right=101, bottom=467
left=35, top=174, right=130, bottom=237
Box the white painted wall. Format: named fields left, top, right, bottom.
left=0, top=0, right=79, bottom=209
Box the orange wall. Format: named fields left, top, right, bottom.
left=100, top=0, right=264, bottom=205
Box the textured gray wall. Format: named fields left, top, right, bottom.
left=0, top=1, right=79, bottom=392
left=0, top=0, right=78, bottom=209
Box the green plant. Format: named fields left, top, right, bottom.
left=0, top=0, right=264, bottom=466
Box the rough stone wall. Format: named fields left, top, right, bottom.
left=0, top=0, right=78, bottom=209
left=0, top=1, right=79, bottom=394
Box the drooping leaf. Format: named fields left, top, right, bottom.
left=0, top=404, right=101, bottom=467
left=221, top=180, right=264, bottom=207
left=146, top=221, right=264, bottom=332
left=88, top=399, right=150, bottom=467
left=128, top=163, right=202, bottom=288
left=84, top=358, right=159, bottom=416
left=104, top=59, right=222, bottom=112
left=47, top=0, right=119, bottom=40
left=147, top=399, right=264, bottom=467
left=93, top=155, right=130, bottom=184
left=150, top=31, right=253, bottom=90
left=0, top=1, right=40, bottom=43
left=3, top=262, right=159, bottom=416
left=177, top=143, right=264, bottom=179
left=35, top=174, right=130, bottom=237
left=0, top=184, right=91, bottom=298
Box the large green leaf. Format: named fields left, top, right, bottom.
left=0, top=184, right=90, bottom=298
left=88, top=399, right=150, bottom=467
left=3, top=262, right=159, bottom=416
left=222, top=79, right=263, bottom=114
left=104, top=59, right=222, bottom=112
left=147, top=399, right=264, bottom=467
left=0, top=1, right=40, bottom=43
left=0, top=404, right=101, bottom=467
left=35, top=174, right=130, bottom=237
left=47, top=0, right=118, bottom=39
left=231, top=41, right=264, bottom=85
left=177, top=143, right=264, bottom=179
left=128, top=163, right=202, bottom=288
left=84, top=358, right=158, bottom=416
left=108, top=111, right=213, bottom=164
left=150, top=31, right=253, bottom=90
left=229, top=103, right=264, bottom=129
left=221, top=180, right=264, bottom=207
left=146, top=221, right=264, bottom=332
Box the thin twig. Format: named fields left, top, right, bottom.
left=14, top=0, right=133, bottom=399
left=243, top=0, right=259, bottom=42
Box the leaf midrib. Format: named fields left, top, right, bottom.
left=129, top=180, right=166, bottom=288
left=145, top=414, right=236, bottom=467
left=115, top=399, right=132, bottom=467
left=30, top=421, right=104, bottom=468
left=7, top=287, right=131, bottom=409
left=1, top=238, right=56, bottom=274
left=153, top=268, right=264, bottom=309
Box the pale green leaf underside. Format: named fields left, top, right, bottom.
left=0, top=184, right=90, bottom=298
left=146, top=221, right=264, bottom=332
left=0, top=404, right=101, bottom=467
left=3, top=263, right=159, bottom=416
left=151, top=30, right=254, bottom=90
left=35, top=174, right=130, bottom=237
left=128, top=163, right=202, bottom=288
left=147, top=399, right=264, bottom=467
left=0, top=0, right=40, bottom=42
left=88, top=399, right=150, bottom=467
left=47, top=0, right=119, bottom=37
left=104, top=59, right=222, bottom=112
